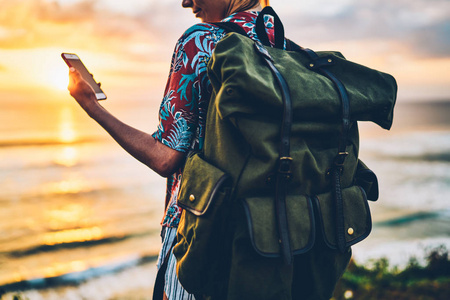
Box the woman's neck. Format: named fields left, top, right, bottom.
left=248, top=4, right=262, bottom=12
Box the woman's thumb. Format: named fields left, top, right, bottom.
left=69, top=67, right=81, bottom=79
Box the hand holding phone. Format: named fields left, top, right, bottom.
left=62, top=53, right=106, bottom=100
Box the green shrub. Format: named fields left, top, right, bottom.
left=333, top=245, right=450, bottom=300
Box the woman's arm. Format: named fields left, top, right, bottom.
left=68, top=67, right=185, bottom=178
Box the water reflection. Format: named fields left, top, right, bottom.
left=43, top=227, right=103, bottom=246
left=58, top=107, right=77, bottom=144
left=46, top=203, right=87, bottom=230
left=42, top=175, right=90, bottom=194
left=54, top=107, right=80, bottom=167
left=43, top=260, right=88, bottom=278
left=54, top=146, right=79, bottom=167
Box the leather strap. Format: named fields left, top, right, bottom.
left=299, top=47, right=351, bottom=253
left=255, top=6, right=285, bottom=49
left=254, top=41, right=293, bottom=265
left=217, top=8, right=293, bottom=264
left=214, top=6, right=285, bottom=51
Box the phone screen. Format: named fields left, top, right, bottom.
left=62, top=53, right=107, bottom=100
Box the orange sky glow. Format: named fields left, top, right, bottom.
left=0, top=0, right=449, bottom=105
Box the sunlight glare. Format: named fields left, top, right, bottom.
left=47, top=61, right=69, bottom=91
left=54, top=146, right=79, bottom=167
left=26, top=48, right=70, bottom=91
left=42, top=174, right=91, bottom=195
left=46, top=203, right=86, bottom=230
left=43, top=227, right=103, bottom=245
left=58, top=106, right=77, bottom=143
left=41, top=49, right=70, bottom=91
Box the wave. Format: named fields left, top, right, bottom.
left=378, top=151, right=450, bottom=163
left=374, top=211, right=443, bottom=227
left=0, top=137, right=104, bottom=148
left=1, top=229, right=160, bottom=293
left=0, top=252, right=158, bottom=293
left=8, top=235, right=130, bottom=258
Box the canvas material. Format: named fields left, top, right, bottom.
left=173, top=32, right=396, bottom=297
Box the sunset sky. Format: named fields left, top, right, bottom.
left=0, top=0, right=449, bottom=104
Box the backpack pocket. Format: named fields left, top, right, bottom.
left=314, top=185, right=372, bottom=250
left=241, top=184, right=372, bottom=257
left=173, top=152, right=232, bottom=294
left=242, top=195, right=315, bottom=257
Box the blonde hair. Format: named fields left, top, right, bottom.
left=226, top=0, right=270, bottom=17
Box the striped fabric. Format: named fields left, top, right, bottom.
left=157, top=227, right=196, bottom=300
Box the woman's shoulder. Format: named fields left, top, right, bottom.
left=179, top=23, right=225, bottom=43
left=174, top=11, right=261, bottom=50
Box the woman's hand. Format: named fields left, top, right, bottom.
left=68, top=67, right=101, bottom=116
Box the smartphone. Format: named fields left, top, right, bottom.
left=61, top=53, right=107, bottom=100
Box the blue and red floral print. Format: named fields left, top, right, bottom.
left=152, top=11, right=277, bottom=228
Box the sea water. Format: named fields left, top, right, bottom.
left=1, top=98, right=449, bottom=299
left=353, top=102, right=450, bottom=268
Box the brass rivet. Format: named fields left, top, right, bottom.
left=328, top=58, right=332, bottom=63
left=309, top=63, right=314, bottom=68
left=189, top=194, right=195, bottom=202
left=347, top=228, right=354, bottom=235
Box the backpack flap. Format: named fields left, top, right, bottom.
left=177, top=153, right=231, bottom=216
left=174, top=152, right=232, bottom=294
left=314, top=185, right=372, bottom=249
left=208, top=33, right=397, bottom=130
left=242, top=195, right=315, bottom=257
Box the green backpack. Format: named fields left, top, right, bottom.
left=172, top=7, right=397, bottom=296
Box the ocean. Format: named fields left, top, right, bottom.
left=1, top=97, right=449, bottom=299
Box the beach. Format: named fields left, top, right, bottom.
left=1, top=98, right=449, bottom=299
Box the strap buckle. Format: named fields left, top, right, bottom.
left=278, top=156, right=293, bottom=177
left=334, top=152, right=349, bottom=168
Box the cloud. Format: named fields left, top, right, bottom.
left=0, top=0, right=105, bottom=49
left=278, top=0, right=450, bottom=58
left=0, top=0, right=449, bottom=101
left=408, top=20, right=450, bottom=58
left=0, top=0, right=192, bottom=61
left=2, top=0, right=448, bottom=60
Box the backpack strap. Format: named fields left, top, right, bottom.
left=214, top=13, right=293, bottom=264
left=299, top=48, right=351, bottom=254
left=253, top=41, right=294, bottom=265
left=215, top=6, right=286, bottom=49
left=255, top=6, right=285, bottom=49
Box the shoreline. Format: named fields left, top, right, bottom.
left=4, top=239, right=450, bottom=300
left=2, top=260, right=158, bottom=300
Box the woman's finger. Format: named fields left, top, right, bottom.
left=69, top=67, right=82, bottom=81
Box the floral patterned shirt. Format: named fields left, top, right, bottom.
left=152, top=11, right=277, bottom=228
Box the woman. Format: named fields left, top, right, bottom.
left=68, top=0, right=273, bottom=299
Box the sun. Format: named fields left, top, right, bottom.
left=47, top=62, right=70, bottom=91
left=44, top=54, right=70, bottom=91
left=0, top=48, right=72, bottom=93
left=23, top=48, right=70, bottom=91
